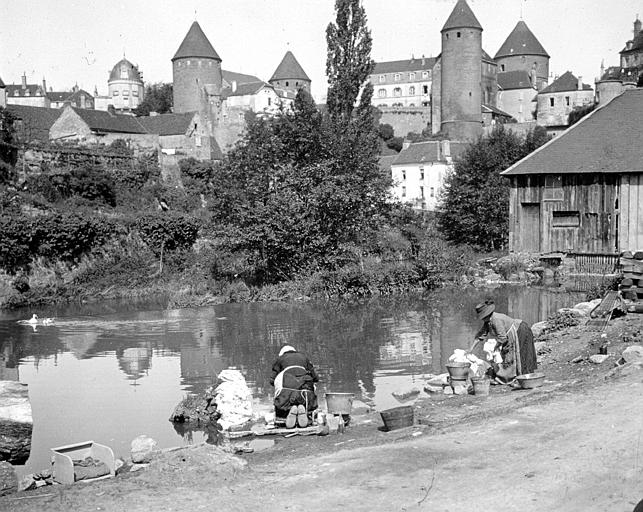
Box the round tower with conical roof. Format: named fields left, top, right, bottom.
left=494, top=20, right=550, bottom=90
left=269, top=51, right=311, bottom=94
left=172, top=21, right=222, bottom=114
left=440, top=0, right=483, bottom=141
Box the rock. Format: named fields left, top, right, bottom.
left=589, top=354, right=610, bottom=364
left=622, top=345, right=643, bottom=363
left=423, top=385, right=443, bottom=394
left=0, top=381, right=33, bottom=464
left=531, top=321, right=549, bottom=338
left=131, top=435, right=158, bottom=464
left=571, top=356, right=585, bottom=363
left=572, top=302, right=596, bottom=316
left=426, top=373, right=449, bottom=386
left=129, top=463, right=149, bottom=473
left=0, top=462, right=17, bottom=496
left=18, top=475, right=36, bottom=492
left=534, top=342, right=550, bottom=355
left=557, top=307, right=585, bottom=318
left=392, top=388, right=420, bottom=401
left=443, top=386, right=454, bottom=395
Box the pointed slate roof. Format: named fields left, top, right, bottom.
left=172, top=21, right=221, bottom=61
left=270, top=51, right=310, bottom=82
left=441, top=0, right=482, bottom=32
left=495, top=20, right=549, bottom=59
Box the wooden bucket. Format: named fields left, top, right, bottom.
left=380, top=405, right=414, bottom=431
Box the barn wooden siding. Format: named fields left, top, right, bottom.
left=619, top=173, right=643, bottom=251
left=508, top=174, right=620, bottom=254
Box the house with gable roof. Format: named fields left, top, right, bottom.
left=536, top=71, right=594, bottom=134
left=501, top=88, right=643, bottom=255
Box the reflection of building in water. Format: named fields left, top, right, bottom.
left=117, top=346, right=152, bottom=384
left=506, top=286, right=585, bottom=326
left=378, top=332, right=430, bottom=368
left=59, top=332, right=99, bottom=359
left=0, top=338, right=19, bottom=381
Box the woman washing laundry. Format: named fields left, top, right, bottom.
left=269, top=345, right=319, bottom=428
left=471, top=300, right=537, bottom=384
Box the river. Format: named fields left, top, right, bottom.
left=0, top=284, right=585, bottom=475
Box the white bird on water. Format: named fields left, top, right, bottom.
left=19, top=314, right=55, bottom=326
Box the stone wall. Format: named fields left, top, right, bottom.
left=378, top=107, right=431, bottom=137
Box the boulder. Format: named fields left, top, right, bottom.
left=531, top=321, right=549, bottom=338
left=131, top=435, right=158, bottom=464
left=572, top=302, right=596, bottom=316
left=0, top=381, right=33, bottom=464
left=589, top=354, right=610, bottom=364
left=621, top=345, right=643, bottom=364
left=18, top=474, right=36, bottom=492
left=0, top=461, right=17, bottom=496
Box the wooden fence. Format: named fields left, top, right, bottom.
left=568, top=253, right=620, bottom=275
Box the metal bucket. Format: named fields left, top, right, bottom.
left=380, top=405, right=414, bottom=431
left=471, top=377, right=490, bottom=396
left=325, top=393, right=355, bottom=415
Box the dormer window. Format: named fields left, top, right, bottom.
left=120, top=66, right=128, bottom=79
left=394, top=73, right=401, bottom=81
left=422, top=71, right=429, bottom=79
left=379, top=75, right=385, bottom=82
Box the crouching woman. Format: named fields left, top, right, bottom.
left=270, top=345, right=319, bottom=428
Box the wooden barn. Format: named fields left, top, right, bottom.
left=501, top=88, right=643, bottom=256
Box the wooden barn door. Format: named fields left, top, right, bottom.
left=521, top=203, right=541, bottom=252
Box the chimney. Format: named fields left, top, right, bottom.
left=21, top=73, right=27, bottom=89
left=577, top=76, right=583, bottom=91
left=410, top=54, right=415, bottom=64
left=634, top=16, right=641, bottom=39
left=42, top=77, right=47, bottom=92
left=421, top=54, right=426, bottom=66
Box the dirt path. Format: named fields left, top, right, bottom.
left=3, top=317, right=643, bottom=512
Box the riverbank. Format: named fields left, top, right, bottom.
left=2, top=307, right=641, bottom=511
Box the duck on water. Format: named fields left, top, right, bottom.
left=17, top=314, right=55, bottom=326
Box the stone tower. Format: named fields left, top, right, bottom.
left=495, top=20, right=550, bottom=90
left=172, top=21, right=222, bottom=114
left=269, top=51, right=311, bottom=95
left=440, top=0, right=483, bottom=141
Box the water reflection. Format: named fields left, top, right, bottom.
left=0, top=285, right=585, bottom=474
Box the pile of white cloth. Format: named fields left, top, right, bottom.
left=213, top=368, right=254, bottom=431
left=448, top=349, right=486, bottom=378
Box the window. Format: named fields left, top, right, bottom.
left=409, top=103, right=415, bottom=107
left=422, top=85, right=428, bottom=94
left=401, top=170, right=406, bottom=180
left=409, top=72, right=416, bottom=81
left=238, top=113, right=244, bottom=122
left=113, top=91, right=119, bottom=96
left=544, top=175, right=563, bottom=200
left=501, top=64, right=505, bottom=71
left=121, top=66, right=128, bottom=79
left=379, top=75, right=385, bottom=83
left=550, top=97, right=555, bottom=107
left=187, top=60, right=191, bottom=65
left=552, top=211, right=580, bottom=227
left=420, top=186, right=424, bottom=198
left=393, top=87, right=402, bottom=97
left=409, top=86, right=415, bottom=95
left=422, top=71, right=429, bottom=79
left=378, top=88, right=386, bottom=98
left=394, top=73, right=401, bottom=81
left=133, top=89, right=138, bottom=97
left=422, top=101, right=430, bottom=107
left=430, top=187, right=435, bottom=197
left=457, top=31, right=461, bottom=38
left=420, top=168, right=424, bottom=180
left=402, top=186, right=406, bottom=197
left=565, top=96, right=570, bottom=106
left=267, top=97, right=271, bottom=106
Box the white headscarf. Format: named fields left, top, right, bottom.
left=279, top=345, right=296, bottom=357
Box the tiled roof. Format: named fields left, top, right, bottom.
left=6, top=84, right=46, bottom=97
left=138, top=112, right=197, bottom=136
left=495, top=20, right=549, bottom=59
left=441, top=0, right=482, bottom=32
left=109, top=58, right=143, bottom=83
left=621, top=29, right=643, bottom=53
left=172, top=21, right=221, bottom=61
left=47, top=89, right=93, bottom=103
left=501, top=89, right=643, bottom=176
left=72, top=108, right=147, bottom=134
left=222, top=70, right=261, bottom=87
left=221, top=81, right=271, bottom=98
left=372, top=57, right=436, bottom=75
left=482, top=103, right=512, bottom=117
left=392, top=141, right=470, bottom=165
left=497, top=70, right=534, bottom=90
left=6, top=104, right=63, bottom=142
left=538, top=71, right=592, bottom=94
left=269, top=51, right=310, bottom=82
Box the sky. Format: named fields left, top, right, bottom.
left=1, top=0, right=640, bottom=102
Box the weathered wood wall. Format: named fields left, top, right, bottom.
left=508, top=174, right=620, bottom=254
left=619, top=173, right=643, bottom=252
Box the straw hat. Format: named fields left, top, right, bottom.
left=279, top=345, right=296, bottom=357
left=475, top=301, right=495, bottom=320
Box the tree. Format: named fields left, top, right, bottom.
left=436, top=126, right=549, bottom=250
left=326, top=0, right=374, bottom=122
left=133, top=83, right=173, bottom=116
left=0, top=107, right=18, bottom=185
left=568, top=103, right=597, bottom=126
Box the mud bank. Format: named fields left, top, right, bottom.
left=2, top=314, right=642, bottom=511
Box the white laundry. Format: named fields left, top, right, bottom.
left=213, top=368, right=254, bottom=431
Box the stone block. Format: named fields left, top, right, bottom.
left=589, top=354, right=610, bottom=364
left=131, top=435, right=158, bottom=464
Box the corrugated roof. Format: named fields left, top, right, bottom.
left=372, top=57, right=436, bottom=75
left=538, top=71, right=592, bottom=94
left=109, top=58, right=143, bottom=83
left=138, top=112, right=197, bottom=136
left=72, top=108, right=147, bottom=134
left=222, top=70, right=261, bottom=87
left=495, top=20, right=549, bottom=59
left=6, top=104, right=63, bottom=142
left=441, top=0, right=482, bottom=32
left=497, top=70, right=534, bottom=90
left=269, top=51, right=310, bottom=82
left=501, top=89, right=643, bottom=176
left=172, top=21, right=221, bottom=61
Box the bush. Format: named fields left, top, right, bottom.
left=135, top=212, right=200, bottom=256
